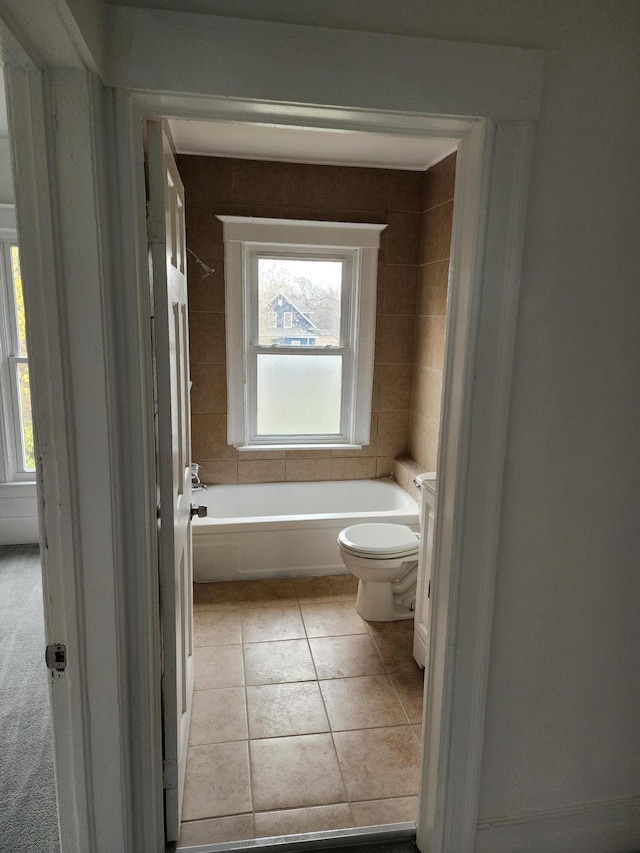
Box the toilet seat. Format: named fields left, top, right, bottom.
left=338, top=523, right=419, bottom=559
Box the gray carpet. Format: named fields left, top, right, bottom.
left=0, top=545, right=60, bottom=853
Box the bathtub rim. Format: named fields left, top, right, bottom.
left=191, top=477, right=418, bottom=532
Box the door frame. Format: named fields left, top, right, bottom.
left=114, top=90, right=534, bottom=852
left=1, top=38, right=141, bottom=853
left=2, top=10, right=536, bottom=849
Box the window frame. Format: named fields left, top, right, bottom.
left=220, top=216, right=385, bottom=450
left=0, top=238, right=35, bottom=481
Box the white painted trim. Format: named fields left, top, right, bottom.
left=3, top=62, right=90, bottom=853
left=107, top=7, right=544, bottom=121
left=43, top=69, right=130, bottom=853
left=0, top=480, right=36, bottom=496
left=417, top=119, right=536, bottom=853
left=4, top=56, right=166, bottom=852
left=224, top=237, right=246, bottom=447
left=0, top=481, right=38, bottom=543
left=108, top=89, right=166, bottom=853
left=416, top=117, right=493, bottom=853
left=0, top=514, right=38, bottom=544
left=135, top=91, right=479, bottom=141
left=218, top=216, right=386, bottom=246
left=476, top=796, right=640, bottom=853
left=0, top=0, right=102, bottom=72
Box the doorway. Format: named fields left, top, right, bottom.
left=167, top=135, right=457, bottom=848
left=140, top=101, right=496, bottom=852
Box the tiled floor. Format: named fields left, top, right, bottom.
left=178, top=575, right=424, bottom=849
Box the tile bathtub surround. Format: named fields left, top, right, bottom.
left=408, top=153, right=457, bottom=472
left=177, top=155, right=425, bottom=485
left=178, top=575, right=425, bottom=847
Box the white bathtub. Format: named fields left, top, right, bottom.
left=191, top=478, right=419, bottom=582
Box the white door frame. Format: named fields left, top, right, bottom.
left=114, top=90, right=534, bottom=853
left=2, top=9, right=537, bottom=851
left=1, top=17, right=164, bottom=853
left=1, top=47, right=137, bottom=853
left=2, top=57, right=92, bottom=853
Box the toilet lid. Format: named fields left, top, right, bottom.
left=338, top=523, right=419, bottom=557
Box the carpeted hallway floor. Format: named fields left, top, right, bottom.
left=0, top=544, right=60, bottom=853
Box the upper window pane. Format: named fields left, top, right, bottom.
left=11, top=247, right=27, bottom=357
left=257, top=258, right=342, bottom=347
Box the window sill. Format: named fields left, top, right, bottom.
left=237, top=444, right=363, bottom=452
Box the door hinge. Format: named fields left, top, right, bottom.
left=45, top=643, right=67, bottom=676
left=163, top=758, right=178, bottom=790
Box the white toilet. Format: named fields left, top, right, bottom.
left=337, top=522, right=420, bottom=621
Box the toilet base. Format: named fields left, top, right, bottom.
left=355, top=578, right=415, bottom=622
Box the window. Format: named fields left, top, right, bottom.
left=220, top=217, right=385, bottom=449
left=0, top=242, right=35, bottom=478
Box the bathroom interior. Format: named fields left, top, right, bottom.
left=172, top=124, right=457, bottom=849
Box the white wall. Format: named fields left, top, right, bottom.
left=474, top=9, right=640, bottom=825
left=103, top=3, right=640, bottom=836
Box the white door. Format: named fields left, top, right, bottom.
left=147, top=120, right=194, bottom=843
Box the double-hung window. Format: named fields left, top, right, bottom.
left=0, top=241, right=34, bottom=479
left=220, top=217, right=385, bottom=449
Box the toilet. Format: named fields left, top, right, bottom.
left=337, top=522, right=420, bottom=621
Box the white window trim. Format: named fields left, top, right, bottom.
left=0, top=207, right=35, bottom=482
left=220, top=216, right=385, bottom=449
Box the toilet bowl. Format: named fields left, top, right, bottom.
left=337, top=522, right=420, bottom=621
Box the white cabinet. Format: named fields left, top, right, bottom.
left=413, top=474, right=436, bottom=669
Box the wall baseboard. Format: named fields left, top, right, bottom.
left=0, top=482, right=38, bottom=544
left=476, top=796, right=640, bottom=853
left=0, top=517, right=39, bottom=544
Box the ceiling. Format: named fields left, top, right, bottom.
left=168, top=118, right=457, bottom=171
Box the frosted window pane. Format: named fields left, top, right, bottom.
left=257, top=354, right=342, bottom=435
left=257, top=258, right=342, bottom=347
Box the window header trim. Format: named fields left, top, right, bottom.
left=217, top=216, right=385, bottom=249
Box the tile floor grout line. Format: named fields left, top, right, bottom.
left=238, top=607, right=255, bottom=836
left=328, top=723, right=352, bottom=816
left=387, top=672, right=414, bottom=729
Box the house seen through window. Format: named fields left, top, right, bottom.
left=220, top=217, right=385, bottom=449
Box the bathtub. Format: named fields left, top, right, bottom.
left=191, top=478, right=419, bottom=582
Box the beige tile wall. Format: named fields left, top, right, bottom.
left=178, top=155, right=423, bottom=485
left=407, top=153, right=456, bottom=472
